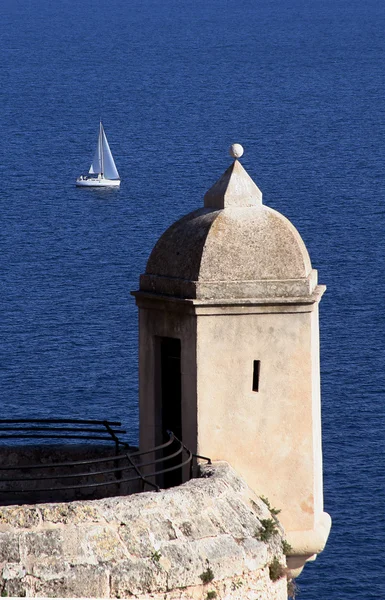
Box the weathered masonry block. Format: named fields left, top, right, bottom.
left=0, top=463, right=289, bottom=599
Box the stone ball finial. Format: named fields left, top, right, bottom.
left=229, top=143, right=244, bottom=159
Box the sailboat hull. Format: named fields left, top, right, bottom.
left=76, top=177, right=120, bottom=188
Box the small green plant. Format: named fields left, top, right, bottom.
left=282, top=539, right=292, bottom=555
left=200, top=563, right=214, bottom=584
left=288, top=579, right=300, bottom=599
left=260, top=495, right=281, bottom=517
left=151, top=550, right=161, bottom=562
left=268, top=557, right=285, bottom=582
left=231, top=578, right=243, bottom=590
left=255, top=518, right=278, bottom=542
left=206, top=592, right=217, bottom=599
left=1, top=589, right=7, bottom=598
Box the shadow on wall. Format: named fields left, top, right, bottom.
left=0, top=419, right=206, bottom=505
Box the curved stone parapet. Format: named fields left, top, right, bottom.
left=0, top=463, right=290, bottom=599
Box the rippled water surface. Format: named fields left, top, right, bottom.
left=1, top=0, right=385, bottom=597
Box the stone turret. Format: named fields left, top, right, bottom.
left=133, top=145, right=331, bottom=575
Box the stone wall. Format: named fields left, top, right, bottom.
left=0, top=445, right=141, bottom=505
left=0, top=463, right=289, bottom=599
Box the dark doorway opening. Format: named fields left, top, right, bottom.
left=160, top=337, right=182, bottom=487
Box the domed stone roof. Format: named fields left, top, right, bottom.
left=140, top=147, right=317, bottom=300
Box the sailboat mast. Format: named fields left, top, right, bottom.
left=100, top=122, right=104, bottom=176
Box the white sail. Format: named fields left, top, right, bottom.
left=89, top=147, right=101, bottom=174
left=88, top=123, right=120, bottom=180
left=101, top=128, right=120, bottom=180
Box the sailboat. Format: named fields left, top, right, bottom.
left=76, top=122, right=121, bottom=187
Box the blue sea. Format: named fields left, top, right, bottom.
left=1, top=0, right=384, bottom=597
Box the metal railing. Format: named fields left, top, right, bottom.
left=0, top=418, right=130, bottom=448
left=0, top=419, right=211, bottom=504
